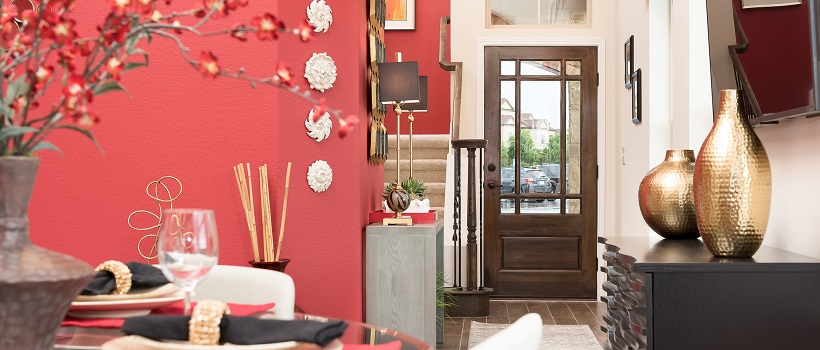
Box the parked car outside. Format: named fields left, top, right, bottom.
left=537, top=164, right=568, bottom=193
left=501, top=167, right=531, bottom=194
left=524, top=169, right=557, bottom=194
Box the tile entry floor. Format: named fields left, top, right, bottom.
left=437, top=300, right=607, bottom=349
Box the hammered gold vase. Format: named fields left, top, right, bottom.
left=638, top=150, right=699, bottom=239
left=694, top=89, right=771, bottom=258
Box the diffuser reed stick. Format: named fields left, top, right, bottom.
left=275, top=162, right=292, bottom=262
left=233, top=163, right=260, bottom=261
left=259, top=164, right=275, bottom=262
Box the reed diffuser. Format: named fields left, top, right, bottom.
left=233, top=162, right=292, bottom=272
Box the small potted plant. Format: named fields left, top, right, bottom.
left=383, top=178, right=430, bottom=213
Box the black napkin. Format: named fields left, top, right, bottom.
left=81, top=262, right=170, bottom=295
left=121, top=315, right=348, bottom=346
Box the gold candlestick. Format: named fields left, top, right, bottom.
left=383, top=103, right=412, bottom=225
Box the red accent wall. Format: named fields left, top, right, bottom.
left=733, top=0, right=813, bottom=114
left=384, top=0, right=451, bottom=135
left=29, top=0, right=376, bottom=321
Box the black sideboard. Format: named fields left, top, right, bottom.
left=598, top=236, right=820, bottom=350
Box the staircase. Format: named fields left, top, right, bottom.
left=384, top=134, right=449, bottom=219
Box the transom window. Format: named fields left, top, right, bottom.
left=488, top=0, right=589, bottom=26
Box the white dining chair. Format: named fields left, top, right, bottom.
left=192, top=265, right=296, bottom=320
left=471, top=313, right=543, bottom=350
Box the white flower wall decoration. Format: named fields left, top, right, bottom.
left=306, top=0, right=333, bottom=33
left=307, top=160, right=333, bottom=193
left=304, top=52, right=337, bottom=92
left=305, top=109, right=332, bottom=142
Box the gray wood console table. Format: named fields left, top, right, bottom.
left=366, top=219, right=443, bottom=346
left=599, top=236, right=820, bottom=350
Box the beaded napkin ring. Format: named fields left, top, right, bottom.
left=94, top=260, right=133, bottom=295
left=189, top=300, right=232, bottom=345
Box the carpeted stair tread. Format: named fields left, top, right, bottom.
left=384, top=159, right=447, bottom=171
left=388, top=134, right=450, bottom=149
left=387, top=135, right=450, bottom=160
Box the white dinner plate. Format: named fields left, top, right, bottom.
left=68, top=293, right=185, bottom=318
left=101, top=335, right=301, bottom=350
left=75, top=284, right=179, bottom=302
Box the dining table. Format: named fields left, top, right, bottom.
left=53, top=312, right=433, bottom=350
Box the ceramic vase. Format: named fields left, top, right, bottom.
left=694, top=89, right=771, bottom=258
left=638, top=150, right=699, bottom=239
left=0, top=157, right=94, bottom=350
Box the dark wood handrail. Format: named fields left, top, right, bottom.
left=439, top=16, right=462, bottom=140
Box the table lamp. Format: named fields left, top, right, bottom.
left=378, top=61, right=420, bottom=225
left=401, top=76, right=428, bottom=180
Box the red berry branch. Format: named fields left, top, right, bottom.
left=0, top=0, right=358, bottom=156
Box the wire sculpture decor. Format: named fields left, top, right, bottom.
left=128, top=176, right=183, bottom=263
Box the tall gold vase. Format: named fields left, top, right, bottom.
left=694, top=90, right=771, bottom=257
left=638, top=150, right=699, bottom=239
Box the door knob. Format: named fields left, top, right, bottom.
left=488, top=163, right=496, bottom=172
left=488, top=181, right=502, bottom=189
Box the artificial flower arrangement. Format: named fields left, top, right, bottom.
left=0, top=0, right=357, bottom=156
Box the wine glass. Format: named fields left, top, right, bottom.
left=157, top=208, right=219, bottom=315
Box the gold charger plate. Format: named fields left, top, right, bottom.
left=68, top=292, right=185, bottom=318
left=100, top=336, right=307, bottom=350
left=75, top=284, right=179, bottom=302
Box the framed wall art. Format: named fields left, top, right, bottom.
left=369, top=0, right=389, bottom=164
left=632, top=68, right=642, bottom=124
left=385, top=0, right=415, bottom=30
left=624, top=35, right=634, bottom=89
left=741, top=0, right=801, bottom=8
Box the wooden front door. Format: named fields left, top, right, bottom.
left=484, top=46, right=598, bottom=298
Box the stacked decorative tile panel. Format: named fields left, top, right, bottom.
left=599, top=237, right=647, bottom=350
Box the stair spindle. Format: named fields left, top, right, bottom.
left=452, top=147, right=462, bottom=289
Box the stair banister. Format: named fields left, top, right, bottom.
left=439, top=16, right=462, bottom=141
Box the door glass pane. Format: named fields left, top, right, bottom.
left=567, top=199, right=580, bottom=214
left=566, top=61, right=581, bottom=75
left=566, top=80, right=581, bottom=194
left=521, top=61, right=560, bottom=76
left=490, top=0, right=589, bottom=26
left=501, top=60, right=516, bottom=75
left=500, top=80, right=516, bottom=191
left=519, top=80, right=559, bottom=168
left=521, top=198, right=560, bottom=214
left=519, top=80, right=560, bottom=196
left=500, top=198, right=515, bottom=214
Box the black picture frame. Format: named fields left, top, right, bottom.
left=624, top=35, right=634, bottom=89
left=632, top=68, right=642, bottom=124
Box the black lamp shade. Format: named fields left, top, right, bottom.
left=403, top=76, right=428, bottom=112
left=378, top=61, right=420, bottom=105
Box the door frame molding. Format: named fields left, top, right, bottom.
left=475, top=37, right=608, bottom=252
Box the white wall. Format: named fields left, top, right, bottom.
left=615, top=0, right=654, bottom=237
left=756, top=118, right=820, bottom=258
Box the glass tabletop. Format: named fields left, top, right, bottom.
left=54, top=313, right=433, bottom=350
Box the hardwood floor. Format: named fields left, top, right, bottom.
left=437, top=300, right=607, bottom=349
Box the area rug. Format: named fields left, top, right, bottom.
left=468, top=322, right=602, bottom=350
